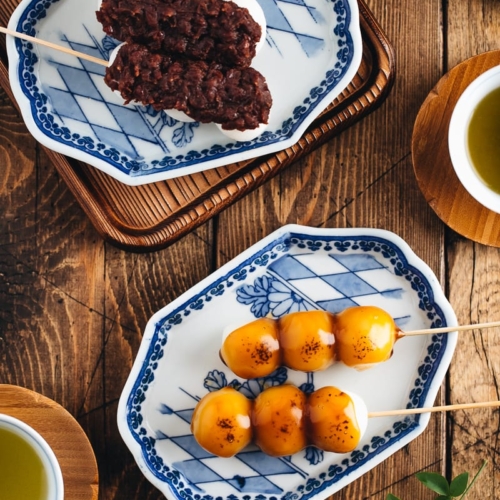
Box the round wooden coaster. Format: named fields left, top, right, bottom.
left=0, top=384, right=99, bottom=500
left=412, top=50, right=500, bottom=246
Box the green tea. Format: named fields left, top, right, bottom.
left=467, top=86, right=500, bottom=194
left=0, top=427, right=48, bottom=500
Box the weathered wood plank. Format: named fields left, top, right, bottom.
left=446, top=234, right=500, bottom=499
left=9, top=0, right=500, bottom=498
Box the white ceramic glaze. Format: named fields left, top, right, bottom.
left=344, top=389, right=369, bottom=439
left=7, top=0, right=362, bottom=185
left=0, top=413, right=64, bottom=500
left=448, top=64, right=500, bottom=213
left=117, top=225, right=457, bottom=500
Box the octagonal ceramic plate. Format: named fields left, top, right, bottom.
left=117, top=225, right=457, bottom=500
left=7, top=0, right=362, bottom=185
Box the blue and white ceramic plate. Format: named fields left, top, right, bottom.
left=7, top=0, right=362, bottom=185
left=117, top=225, right=457, bottom=500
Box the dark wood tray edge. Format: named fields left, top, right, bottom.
left=0, top=0, right=396, bottom=252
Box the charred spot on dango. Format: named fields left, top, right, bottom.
left=278, top=310, right=336, bottom=372
left=306, top=386, right=367, bottom=454
left=220, top=318, right=281, bottom=379
left=252, top=385, right=307, bottom=457
left=334, top=305, right=401, bottom=369
left=190, top=387, right=252, bottom=457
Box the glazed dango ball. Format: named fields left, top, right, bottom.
left=278, top=310, right=336, bottom=372
left=307, top=386, right=368, bottom=453
left=220, top=306, right=401, bottom=378
left=252, top=384, right=307, bottom=456
left=190, top=387, right=252, bottom=458
left=220, top=317, right=281, bottom=379
left=335, top=305, right=400, bottom=369
left=191, top=385, right=368, bottom=458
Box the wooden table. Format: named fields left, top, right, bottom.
left=1, top=1, right=499, bottom=499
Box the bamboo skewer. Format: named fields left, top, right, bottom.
left=368, top=400, right=500, bottom=418
left=404, top=320, right=500, bottom=336
left=0, top=26, right=109, bottom=67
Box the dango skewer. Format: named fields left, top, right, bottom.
left=1, top=18, right=272, bottom=140
left=402, top=320, right=500, bottom=336
left=191, top=385, right=368, bottom=458
left=220, top=305, right=500, bottom=378
left=190, top=384, right=500, bottom=458
left=3, top=0, right=268, bottom=67
left=368, top=400, right=500, bottom=418
left=221, top=306, right=401, bottom=377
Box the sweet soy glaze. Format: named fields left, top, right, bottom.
left=467, top=86, right=500, bottom=194
left=220, top=306, right=401, bottom=378
left=0, top=427, right=48, bottom=499
left=190, top=387, right=253, bottom=458
left=191, top=385, right=368, bottom=458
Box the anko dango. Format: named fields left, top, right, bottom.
left=97, top=0, right=272, bottom=140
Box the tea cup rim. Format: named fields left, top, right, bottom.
left=0, top=413, right=64, bottom=500
left=448, top=64, right=500, bottom=214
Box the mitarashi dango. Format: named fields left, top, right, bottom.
left=191, top=384, right=368, bottom=458
left=252, top=384, right=308, bottom=457
left=220, top=306, right=402, bottom=378
left=219, top=317, right=281, bottom=379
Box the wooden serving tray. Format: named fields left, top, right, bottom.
left=0, top=0, right=395, bottom=252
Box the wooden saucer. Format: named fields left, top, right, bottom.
left=0, top=385, right=98, bottom=499
left=412, top=51, right=500, bottom=246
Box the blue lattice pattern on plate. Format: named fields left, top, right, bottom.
left=119, top=228, right=455, bottom=500
left=150, top=368, right=314, bottom=495
left=8, top=0, right=362, bottom=183
left=237, top=252, right=412, bottom=325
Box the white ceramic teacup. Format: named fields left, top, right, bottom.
left=0, top=413, right=64, bottom=500
left=448, top=64, right=500, bottom=214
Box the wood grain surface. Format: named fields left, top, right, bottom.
left=0, top=384, right=99, bottom=500
left=1, top=1, right=500, bottom=500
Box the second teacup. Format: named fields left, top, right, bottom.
left=448, top=64, right=500, bottom=214
left=0, top=413, right=64, bottom=500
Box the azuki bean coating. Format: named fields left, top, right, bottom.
left=105, top=43, right=272, bottom=131
left=97, top=0, right=262, bottom=68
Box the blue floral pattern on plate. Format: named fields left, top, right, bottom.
left=117, top=225, right=457, bottom=500
left=7, top=0, right=362, bottom=185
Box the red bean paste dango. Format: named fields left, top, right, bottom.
left=104, top=42, right=273, bottom=131
left=97, top=0, right=262, bottom=68
left=220, top=305, right=403, bottom=378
